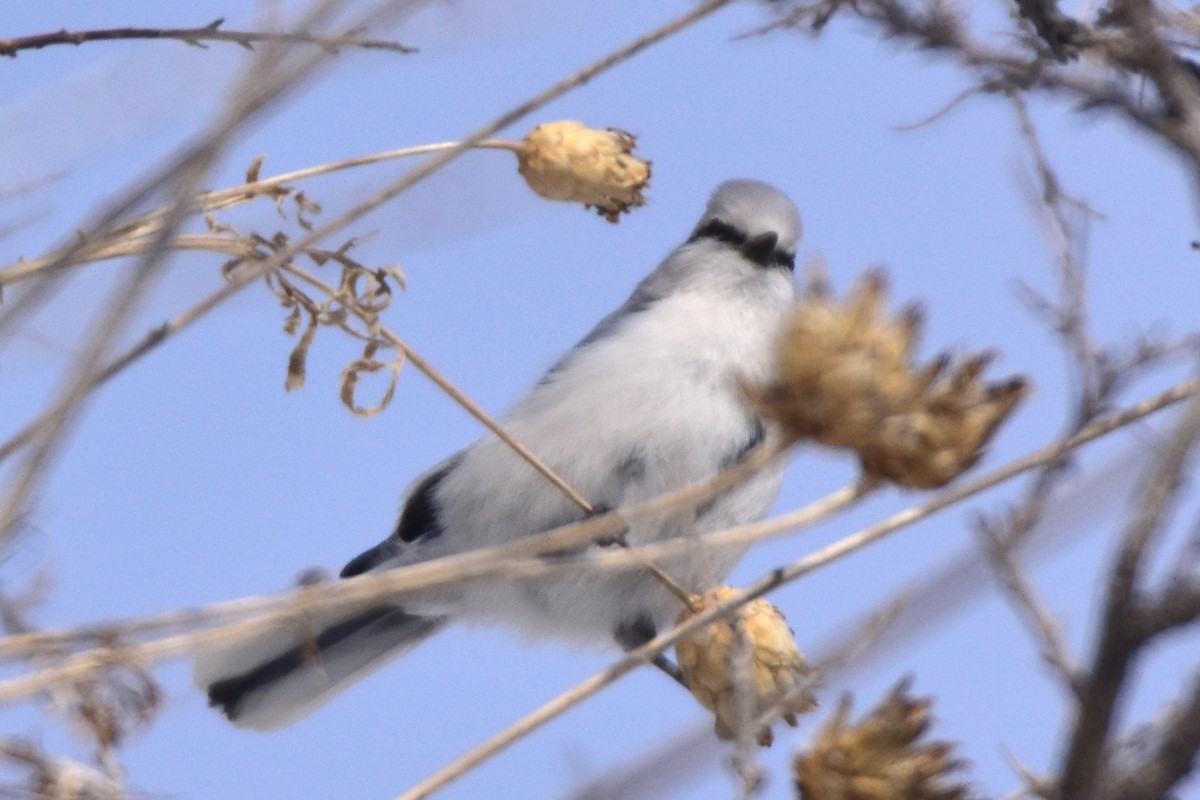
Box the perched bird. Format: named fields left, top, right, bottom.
left=195, top=179, right=802, bottom=730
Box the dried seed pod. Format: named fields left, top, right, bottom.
left=746, top=268, right=1028, bottom=488
left=516, top=120, right=651, bottom=222
left=794, top=678, right=970, bottom=800
left=862, top=362, right=1029, bottom=488
left=675, top=586, right=817, bottom=747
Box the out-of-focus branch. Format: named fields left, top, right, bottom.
left=1128, top=577, right=1200, bottom=639
left=981, top=524, right=1085, bottom=697
left=0, top=0, right=378, bottom=550
left=760, top=0, right=1200, bottom=165
left=0, top=0, right=734, bottom=555
left=1011, top=0, right=1087, bottom=60
left=0, top=376, right=1194, bottom=673
left=1058, top=396, right=1200, bottom=800
left=0, top=736, right=125, bottom=798
left=0, top=18, right=416, bottom=58
left=1103, top=668, right=1200, bottom=800
left=0, top=140, right=524, bottom=289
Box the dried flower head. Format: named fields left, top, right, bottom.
left=794, top=678, right=970, bottom=800
left=516, top=120, right=651, bottom=222
left=675, top=586, right=817, bottom=747
left=746, top=266, right=1029, bottom=488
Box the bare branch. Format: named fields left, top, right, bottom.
left=1010, top=0, right=1088, bottom=60
left=1128, top=575, right=1200, bottom=640
left=0, top=19, right=416, bottom=58
left=1058, top=395, right=1200, bottom=800
left=0, top=0, right=739, bottom=553
left=980, top=521, right=1085, bottom=697
left=1103, top=668, right=1200, bottom=800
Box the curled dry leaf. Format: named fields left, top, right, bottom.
left=340, top=341, right=404, bottom=417
left=794, top=678, right=970, bottom=800
left=746, top=266, right=1029, bottom=488
left=516, top=120, right=651, bottom=222
left=675, top=586, right=817, bottom=747
left=285, top=310, right=319, bottom=392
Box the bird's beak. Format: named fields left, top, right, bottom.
left=741, top=231, right=779, bottom=265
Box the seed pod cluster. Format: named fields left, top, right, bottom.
left=794, top=679, right=970, bottom=800
left=675, top=587, right=818, bottom=747
left=747, top=267, right=1028, bottom=488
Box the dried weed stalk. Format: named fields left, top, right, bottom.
left=0, top=17, right=416, bottom=58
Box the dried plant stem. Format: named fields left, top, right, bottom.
left=282, top=260, right=706, bottom=605
left=982, top=528, right=1085, bottom=696
left=386, top=329, right=696, bottom=607
left=201, top=140, right=521, bottom=205
left=0, top=140, right=523, bottom=287
left=1, top=0, right=738, bottom=466
left=392, top=378, right=1200, bottom=799
left=0, top=19, right=416, bottom=58
left=389, top=334, right=596, bottom=511
left=0, top=439, right=834, bottom=691
left=0, top=377, right=1193, bottom=679
left=0, top=142, right=530, bottom=289
left=0, top=376, right=1190, bottom=681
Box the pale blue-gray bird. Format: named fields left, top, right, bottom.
left=194, top=179, right=802, bottom=730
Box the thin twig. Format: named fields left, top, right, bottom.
left=0, top=19, right=416, bottom=58
left=0, top=0, right=373, bottom=548
left=277, top=261, right=701, bottom=608
left=981, top=524, right=1085, bottom=697
left=0, top=377, right=1194, bottom=672
left=0, top=0, right=738, bottom=477
left=394, top=382, right=1200, bottom=800
left=0, top=140, right=522, bottom=288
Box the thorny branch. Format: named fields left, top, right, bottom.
left=0, top=18, right=416, bottom=58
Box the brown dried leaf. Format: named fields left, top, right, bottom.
left=285, top=311, right=319, bottom=392
left=294, top=190, right=322, bottom=231
left=245, top=154, right=266, bottom=184
left=339, top=342, right=404, bottom=417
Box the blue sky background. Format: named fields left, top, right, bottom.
left=2, top=1, right=1199, bottom=798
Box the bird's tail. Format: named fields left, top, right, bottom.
left=193, top=604, right=445, bottom=731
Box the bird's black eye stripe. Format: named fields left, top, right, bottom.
left=689, top=217, right=747, bottom=249
left=689, top=217, right=794, bottom=271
